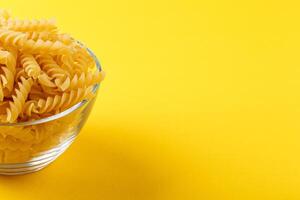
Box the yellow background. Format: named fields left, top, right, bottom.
left=0, top=0, right=300, bottom=199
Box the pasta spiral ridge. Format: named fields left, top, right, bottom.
left=53, top=34, right=73, bottom=45
left=22, top=39, right=71, bottom=55
left=26, top=32, right=73, bottom=45
left=54, top=54, right=74, bottom=75
left=0, top=50, right=17, bottom=74
left=22, top=100, right=38, bottom=118
left=5, top=77, right=33, bottom=122
left=37, top=73, right=56, bottom=88
left=36, top=55, right=70, bottom=91
left=0, top=29, right=26, bottom=48
left=20, top=53, right=41, bottom=79
left=28, top=86, right=92, bottom=114
left=1, top=19, right=57, bottom=32
left=67, top=70, right=103, bottom=91
left=26, top=31, right=50, bottom=41
left=0, top=50, right=17, bottom=96
left=0, top=66, right=14, bottom=95
left=71, top=45, right=95, bottom=73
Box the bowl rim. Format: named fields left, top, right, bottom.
left=0, top=45, right=102, bottom=127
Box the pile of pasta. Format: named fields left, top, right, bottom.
left=0, top=10, right=104, bottom=164
left=0, top=108, right=82, bottom=163
left=0, top=9, right=104, bottom=123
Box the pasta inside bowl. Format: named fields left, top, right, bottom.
left=0, top=9, right=105, bottom=175
left=0, top=47, right=103, bottom=175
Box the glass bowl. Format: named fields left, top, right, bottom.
left=0, top=47, right=102, bottom=175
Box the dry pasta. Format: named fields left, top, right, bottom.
left=36, top=54, right=71, bottom=91
left=6, top=77, right=33, bottom=122
left=0, top=10, right=104, bottom=163
left=22, top=39, right=71, bottom=55
left=0, top=19, right=57, bottom=32
left=20, top=53, right=41, bottom=79
left=0, top=29, right=26, bottom=48
left=26, top=86, right=93, bottom=114
left=0, top=50, right=16, bottom=95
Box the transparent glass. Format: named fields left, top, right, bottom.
left=0, top=46, right=102, bottom=175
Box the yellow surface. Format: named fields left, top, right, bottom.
left=1, top=0, right=300, bottom=199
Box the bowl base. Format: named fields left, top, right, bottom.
left=0, top=134, right=76, bottom=175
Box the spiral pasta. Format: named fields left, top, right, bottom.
left=0, top=49, right=17, bottom=74
left=22, top=100, right=38, bottom=118
left=27, top=86, right=92, bottom=114
left=54, top=54, right=74, bottom=75
left=37, top=72, right=56, bottom=88
left=0, top=50, right=17, bottom=97
left=26, top=32, right=73, bottom=46
left=5, top=77, right=33, bottom=122
left=71, top=44, right=95, bottom=73
left=1, top=19, right=57, bottom=32
left=22, top=39, right=71, bottom=55
left=36, top=55, right=70, bottom=91
left=0, top=10, right=104, bottom=122
left=67, top=70, right=103, bottom=91
left=20, top=53, right=41, bottom=79
left=0, top=66, right=14, bottom=95
left=53, top=33, right=73, bottom=45
left=0, top=9, right=105, bottom=165
left=0, top=29, right=26, bottom=48
left=25, top=31, right=51, bottom=41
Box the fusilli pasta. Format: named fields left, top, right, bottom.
left=28, top=86, right=92, bottom=114
left=20, top=53, right=41, bottom=79
left=5, top=77, right=33, bottom=122
left=22, top=39, right=71, bottom=55
left=0, top=50, right=17, bottom=97
left=0, top=11, right=103, bottom=122
left=36, top=54, right=71, bottom=91
left=67, top=70, right=103, bottom=91
left=0, top=29, right=26, bottom=48
left=0, top=9, right=104, bottom=165
left=1, top=19, right=57, bottom=32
